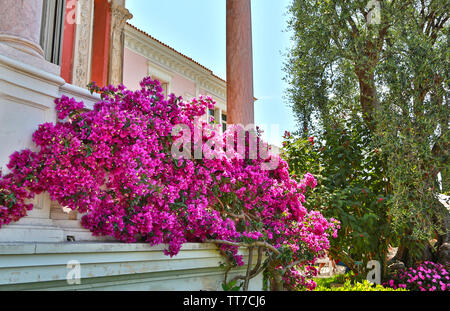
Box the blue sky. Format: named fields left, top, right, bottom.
left=126, top=0, right=295, bottom=147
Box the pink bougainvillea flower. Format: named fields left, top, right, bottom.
left=0, top=77, right=339, bottom=290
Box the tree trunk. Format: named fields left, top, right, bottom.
left=436, top=210, right=450, bottom=267
left=355, top=67, right=379, bottom=132
left=267, top=260, right=284, bottom=291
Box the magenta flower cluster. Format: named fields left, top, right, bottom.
left=282, top=264, right=318, bottom=291
left=384, top=261, right=449, bottom=291
left=0, top=77, right=339, bottom=288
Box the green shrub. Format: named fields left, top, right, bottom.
left=313, top=272, right=407, bottom=291
left=282, top=126, right=394, bottom=277
left=315, top=280, right=407, bottom=291
left=314, top=274, right=347, bottom=288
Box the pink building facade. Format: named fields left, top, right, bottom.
left=123, top=23, right=228, bottom=131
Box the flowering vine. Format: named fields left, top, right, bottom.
left=0, top=77, right=339, bottom=290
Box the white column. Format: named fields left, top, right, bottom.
left=0, top=1, right=71, bottom=242
left=0, top=0, right=59, bottom=75
left=0, top=0, right=44, bottom=57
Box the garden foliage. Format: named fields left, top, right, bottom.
left=282, top=118, right=392, bottom=277
left=284, top=0, right=449, bottom=264
left=315, top=279, right=406, bottom=291
left=384, top=261, right=449, bottom=291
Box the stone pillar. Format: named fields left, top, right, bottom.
left=0, top=0, right=44, bottom=58
left=226, top=0, right=254, bottom=126
left=0, top=0, right=65, bottom=242
left=91, top=0, right=112, bottom=87
left=72, top=0, right=95, bottom=88
left=108, top=0, right=132, bottom=86
left=215, top=108, right=223, bottom=126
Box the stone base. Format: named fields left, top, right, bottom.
left=52, top=219, right=116, bottom=243
left=50, top=203, right=114, bottom=242
left=0, top=42, right=60, bottom=76
left=0, top=218, right=64, bottom=243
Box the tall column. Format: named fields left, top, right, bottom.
left=226, top=0, right=254, bottom=126
left=0, top=0, right=67, bottom=242
left=108, top=0, right=132, bottom=86
left=91, top=0, right=112, bottom=87
left=72, top=0, right=95, bottom=88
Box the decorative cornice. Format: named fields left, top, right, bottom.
left=124, top=24, right=227, bottom=101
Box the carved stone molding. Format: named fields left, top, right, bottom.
left=0, top=0, right=44, bottom=58
left=72, top=0, right=94, bottom=88
left=0, top=34, right=44, bottom=58
left=108, top=4, right=132, bottom=86
left=124, top=24, right=227, bottom=101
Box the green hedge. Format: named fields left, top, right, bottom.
left=315, top=279, right=407, bottom=291
left=313, top=273, right=407, bottom=291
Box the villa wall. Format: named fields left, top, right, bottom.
left=170, top=71, right=197, bottom=99
left=123, top=45, right=217, bottom=105
left=123, top=47, right=147, bottom=90
left=0, top=1, right=265, bottom=291
left=123, top=23, right=228, bottom=124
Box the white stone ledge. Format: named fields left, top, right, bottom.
left=59, top=83, right=101, bottom=110
left=0, top=53, right=65, bottom=90
left=0, top=242, right=263, bottom=290
left=0, top=242, right=219, bottom=255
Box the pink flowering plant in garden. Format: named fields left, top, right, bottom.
left=384, top=261, right=449, bottom=291
left=0, top=77, right=339, bottom=290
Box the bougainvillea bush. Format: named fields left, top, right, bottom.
left=0, top=77, right=339, bottom=290
left=383, top=261, right=449, bottom=291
